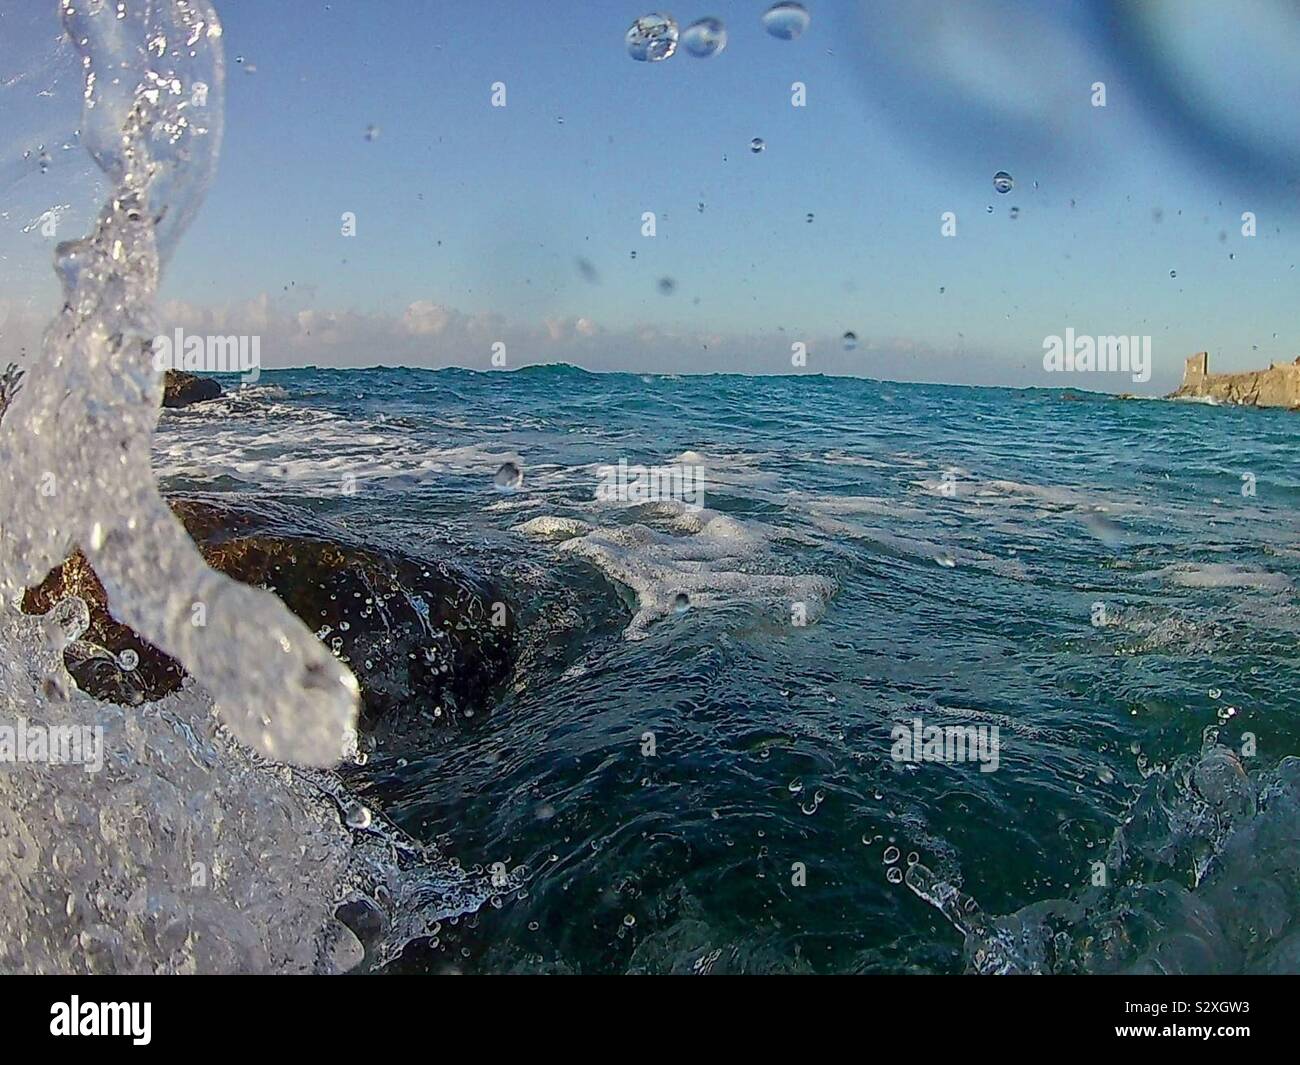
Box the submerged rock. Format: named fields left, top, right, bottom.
left=1169, top=351, right=1300, bottom=409
left=23, top=496, right=517, bottom=726
left=162, top=369, right=222, bottom=407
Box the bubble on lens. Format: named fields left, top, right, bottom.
left=682, top=17, right=727, bottom=58
left=993, top=171, right=1014, bottom=194
left=762, top=2, right=810, bottom=40
left=626, top=14, right=679, bottom=62
left=494, top=461, right=524, bottom=491
left=842, top=331, right=857, bottom=351
left=750, top=137, right=766, bottom=153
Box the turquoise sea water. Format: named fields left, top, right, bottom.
left=157, top=366, right=1300, bottom=973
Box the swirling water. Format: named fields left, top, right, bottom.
left=156, top=367, right=1300, bottom=973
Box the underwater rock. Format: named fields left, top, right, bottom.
left=162, top=369, right=223, bottom=407
left=23, top=496, right=518, bottom=725
left=1169, top=351, right=1300, bottom=409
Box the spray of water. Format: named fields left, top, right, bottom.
left=0, top=0, right=496, bottom=975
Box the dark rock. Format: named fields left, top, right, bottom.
left=162, top=369, right=223, bottom=407
left=21, top=549, right=181, bottom=706
left=22, top=496, right=518, bottom=728
left=0, top=362, right=22, bottom=425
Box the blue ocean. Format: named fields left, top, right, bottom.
left=154, top=366, right=1300, bottom=974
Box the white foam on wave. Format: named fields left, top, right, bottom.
left=515, top=499, right=834, bottom=639
left=1150, top=562, right=1292, bottom=591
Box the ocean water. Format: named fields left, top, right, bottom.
left=154, top=367, right=1300, bottom=974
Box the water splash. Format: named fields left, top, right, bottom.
left=0, top=0, right=502, bottom=976
left=0, top=0, right=359, bottom=767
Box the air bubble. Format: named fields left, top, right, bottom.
left=118, top=648, right=139, bottom=671
left=749, top=137, right=765, bottom=154
left=842, top=331, right=857, bottom=351
left=673, top=592, right=690, bottom=613
left=993, top=171, right=1014, bottom=194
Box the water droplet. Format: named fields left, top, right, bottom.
left=993, top=171, right=1014, bottom=194
left=118, top=648, right=139, bottom=671
left=1009, top=206, right=1020, bottom=220
left=805, top=212, right=814, bottom=223
left=749, top=137, right=766, bottom=154
left=788, top=778, right=804, bottom=794
left=673, top=592, right=690, bottom=613
left=886, top=865, right=904, bottom=884
left=622, top=913, right=636, bottom=927
left=682, top=17, right=727, bottom=58
left=1209, top=687, right=1222, bottom=700
left=762, top=2, right=811, bottom=40
left=1169, top=269, right=1177, bottom=278
left=44, top=596, right=90, bottom=647
left=626, top=14, right=679, bottom=62
left=842, top=331, right=857, bottom=350
left=882, top=845, right=900, bottom=864
left=494, top=461, right=523, bottom=491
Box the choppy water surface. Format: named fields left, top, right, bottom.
left=157, top=367, right=1300, bottom=974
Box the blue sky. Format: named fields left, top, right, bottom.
left=3, top=0, right=1300, bottom=389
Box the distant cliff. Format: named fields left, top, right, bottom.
left=1169, top=352, right=1300, bottom=409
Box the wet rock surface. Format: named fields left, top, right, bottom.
left=162, top=369, right=223, bottom=407
left=22, top=496, right=518, bottom=726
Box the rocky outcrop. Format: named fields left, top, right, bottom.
left=1169, top=352, right=1300, bottom=409
left=162, top=369, right=223, bottom=407
left=22, top=497, right=518, bottom=727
